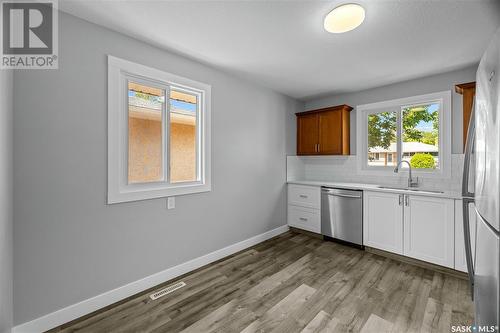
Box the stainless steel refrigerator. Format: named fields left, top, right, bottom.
left=463, top=27, right=500, bottom=328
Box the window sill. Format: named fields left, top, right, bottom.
left=107, top=183, right=211, bottom=204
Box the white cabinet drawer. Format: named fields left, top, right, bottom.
left=288, top=184, right=320, bottom=209
left=287, top=205, right=320, bottom=233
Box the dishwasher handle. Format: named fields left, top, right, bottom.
left=326, top=193, right=362, bottom=199
left=321, top=189, right=362, bottom=199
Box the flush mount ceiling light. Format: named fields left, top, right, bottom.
left=324, top=3, right=365, bottom=33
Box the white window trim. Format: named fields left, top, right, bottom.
left=108, top=55, right=211, bottom=204
left=356, top=90, right=451, bottom=179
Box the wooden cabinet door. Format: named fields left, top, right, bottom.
left=363, top=191, right=404, bottom=254
left=403, top=195, right=455, bottom=268
left=318, top=110, right=342, bottom=154
left=297, top=114, right=318, bottom=155
left=455, top=82, right=476, bottom=151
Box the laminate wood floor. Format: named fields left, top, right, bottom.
left=49, top=231, right=474, bottom=333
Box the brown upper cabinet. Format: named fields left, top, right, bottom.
left=455, top=82, right=476, bottom=151
left=296, top=104, right=353, bottom=155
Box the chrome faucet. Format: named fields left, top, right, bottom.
left=394, top=160, right=419, bottom=188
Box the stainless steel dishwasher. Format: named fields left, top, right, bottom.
left=321, top=187, right=363, bottom=248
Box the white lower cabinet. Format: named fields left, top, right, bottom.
left=287, top=184, right=321, bottom=233
left=404, top=195, right=454, bottom=268
left=363, top=191, right=403, bottom=254
left=363, top=191, right=455, bottom=269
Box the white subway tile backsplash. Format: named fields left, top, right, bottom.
left=287, top=154, right=463, bottom=192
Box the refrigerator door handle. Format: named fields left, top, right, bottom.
left=462, top=197, right=475, bottom=299
left=462, top=100, right=476, bottom=198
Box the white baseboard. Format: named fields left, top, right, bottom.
left=13, top=225, right=289, bottom=333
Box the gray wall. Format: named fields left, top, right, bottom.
left=0, top=70, right=13, bottom=333
left=13, top=12, right=301, bottom=325
left=304, top=66, right=478, bottom=154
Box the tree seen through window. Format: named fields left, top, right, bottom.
left=367, top=103, right=439, bottom=169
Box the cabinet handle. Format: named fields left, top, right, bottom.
left=405, top=195, right=409, bottom=206
left=399, top=194, right=403, bottom=206
left=317, top=143, right=320, bottom=153
left=299, top=217, right=308, bottom=221
left=299, top=195, right=308, bottom=198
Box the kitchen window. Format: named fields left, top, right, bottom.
left=357, top=91, right=451, bottom=177
left=108, top=56, right=211, bottom=203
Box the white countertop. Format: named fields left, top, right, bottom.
left=287, top=180, right=462, bottom=199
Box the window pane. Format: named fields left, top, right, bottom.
left=367, top=111, right=397, bottom=167
left=402, top=103, right=439, bottom=169
left=128, top=81, right=164, bottom=183
left=169, top=89, right=198, bottom=183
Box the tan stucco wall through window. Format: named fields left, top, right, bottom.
left=128, top=117, right=196, bottom=183
left=170, top=122, right=196, bottom=182
left=128, top=117, right=163, bottom=183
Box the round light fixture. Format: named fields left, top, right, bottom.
left=324, top=3, right=365, bottom=33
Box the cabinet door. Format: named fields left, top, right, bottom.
left=363, top=191, right=403, bottom=254
left=454, top=199, right=477, bottom=272
left=297, top=114, right=318, bottom=155
left=318, top=110, right=342, bottom=154
left=404, top=195, right=454, bottom=268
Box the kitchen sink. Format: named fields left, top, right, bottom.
left=376, top=186, right=444, bottom=194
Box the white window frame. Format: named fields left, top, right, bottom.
left=356, top=91, right=451, bottom=178
left=108, top=55, right=211, bottom=204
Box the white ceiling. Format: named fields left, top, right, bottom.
left=60, top=0, right=500, bottom=100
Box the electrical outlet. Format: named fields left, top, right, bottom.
left=167, top=197, right=175, bottom=210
